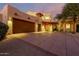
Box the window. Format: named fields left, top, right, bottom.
left=66, top=23, right=71, bottom=32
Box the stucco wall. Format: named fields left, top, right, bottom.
left=0, top=5, right=8, bottom=24
left=7, top=5, right=41, bottom=23
left=0, top=5, right=42, bottom=34
left=0, top=5, right=41, bottom=24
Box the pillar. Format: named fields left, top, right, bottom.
left=63, top=23, right=66, bottom=32
left=7, top=17, right=13, bottom=34
left=35, top=23, right=38, bottom=32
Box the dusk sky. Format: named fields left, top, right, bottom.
left=0, top=3, right=65, bottom=17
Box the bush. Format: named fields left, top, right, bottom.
left=0, top=22, right=8, bottom=41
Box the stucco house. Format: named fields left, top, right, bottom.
left=0, top=4, right=58, bottom=34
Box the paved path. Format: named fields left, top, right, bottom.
left=0, top=32, right=79, bottom=56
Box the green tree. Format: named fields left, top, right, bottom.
left=55, top=14, right=63, bottom=20
left=56, top=3, right=79, bottom=33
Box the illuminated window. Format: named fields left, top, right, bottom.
left=42, top=15, right=51, bottom=22
left=66, top=24, right=70, bottom=29
left=66, top=23, right=71, bottom=32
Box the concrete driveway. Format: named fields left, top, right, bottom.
left=0, top=32, right=79, bottom=56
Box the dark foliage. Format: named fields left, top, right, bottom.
left=0, top=22, right=8, bottom=41
left=56, top=3, right=79, bottom=33
left=56, top=3, right=79, bottom=20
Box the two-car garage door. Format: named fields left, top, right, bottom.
left=12, top=18, right=35, bottom=34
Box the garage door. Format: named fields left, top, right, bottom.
left=13, top=18, right=35, bottom=33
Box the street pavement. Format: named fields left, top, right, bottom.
left=0, top=32, right=79, bottom=56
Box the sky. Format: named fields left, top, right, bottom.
left=0, top=3, right=65, bottom=18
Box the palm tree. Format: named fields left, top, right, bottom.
left=56, top=3, right=79, bottom=33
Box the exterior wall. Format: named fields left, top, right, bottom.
left=0, top=5, right=58, bottom=34
left=7, top=5, right=40, bottom=23
left=0, top=5, right=41, bottom=24
left=0, top=5, right=8, bottom=24
left=13, top=18, right=35, bottom=33
left=0, top=5, right=42, bottom=34
left=7, top=5, right=43, bottom=34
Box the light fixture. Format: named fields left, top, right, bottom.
left=45, top=16, right=51, bottom=19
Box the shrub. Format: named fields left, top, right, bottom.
left=0, top=22, right=8, bottom=41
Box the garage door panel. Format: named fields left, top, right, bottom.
left=13, top=18, right=35, bottom=33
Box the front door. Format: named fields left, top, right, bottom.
left=38, top=24, right=41, bottom=31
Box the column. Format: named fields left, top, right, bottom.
left=7, top=17, right=13, bottom=34
left=35, top=23, right=38, bottom=32
left=63, top=23, right=66, bottom=32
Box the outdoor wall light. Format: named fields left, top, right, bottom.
left=45, top=16, right=51, bottom=20
left=8, top=20, right=12, bottom=24
left=42, top=16, right=51, bottom=20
